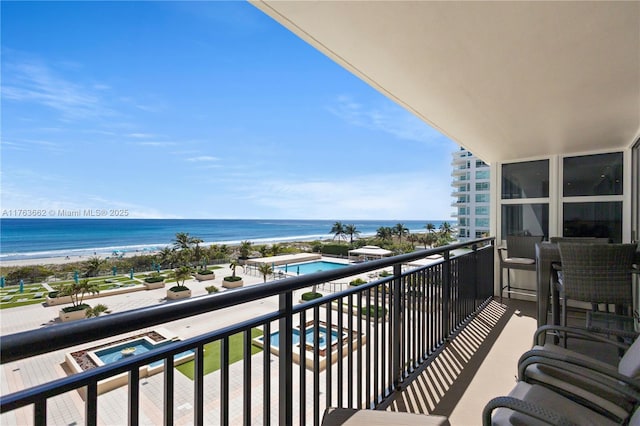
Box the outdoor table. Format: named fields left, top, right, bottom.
left=535, top=242, right=640, bottom=328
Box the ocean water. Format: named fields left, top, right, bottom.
left=0, top=219, right=451, bottom=261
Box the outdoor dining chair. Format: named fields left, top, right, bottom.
left=556, top=243, right=637, bottom=335
left=499, top=235, right=544, bottom=302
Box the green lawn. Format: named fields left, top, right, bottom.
left=176, top=328, right=263, bottom=380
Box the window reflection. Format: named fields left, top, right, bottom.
left=502, top=160, right=549, bottom=199
left=563, top=202, right=622, bottom=243
left=501, top=204, right=549, bottom=238
left=563, top=152, right=623, bottom=196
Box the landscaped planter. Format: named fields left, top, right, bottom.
left=59, top=305, right=89, bottom=322
left=47, top=294, right=73, bottom=306
left=194, top=272, right=215, bottom=281
left=166, top=287, right=191, bottom=300
left=222, top=277, right=243, bottom=288
left=144, top=281, right=165, bottom=290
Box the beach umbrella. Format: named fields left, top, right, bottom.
left=297, top=266, right=300, bottom=276
left=130, top=268, right=134, bottom=279
left=156, top=264, right=160, bottom=273
left=0, top=276, right=4, bottom=288
left=74, top=271, right=79, bottom=284
left=285, top=264, right=288, bottom=273
left=112, top=266, right=117, bottom=276
left=19, top=279, right=24, bottom=293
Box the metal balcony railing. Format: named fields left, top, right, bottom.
left=0, top=238, right=495, bottom=425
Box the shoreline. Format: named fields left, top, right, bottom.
left=0, top=236, right=342, bottom=268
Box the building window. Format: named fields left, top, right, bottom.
left=476, top=160, right=488, bottom=168
left=475, top=206, right=489, bottom=216
left=475, top=170, right=490, bottom=179
left=475, top=231, right=487, bottom=238
left=501, top=204, right=549, bottom=238
left=563, top=202, right=622, bottom=243
left=476, top=194, right=489, bottom=203
left=562, top=152, right=624, bottom=242
left=475, top=218, right=489, bottom=228
left=475, top=182, right=489, bottom=191
left=502, top=160, right=549, bottom=199
left=459, top=218, right=467, bottom=226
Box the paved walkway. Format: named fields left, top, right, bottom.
left=0, top=262, right=379, bottom=425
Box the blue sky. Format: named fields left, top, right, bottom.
left=1, top=1, right=458, bottom=220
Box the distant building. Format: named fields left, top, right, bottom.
left=451, top=147, right=490, bottom=241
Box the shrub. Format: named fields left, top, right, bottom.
left=48, top=291, right=59, bottom=298
left=349, top=278, right=367, bottom=286
left=361, top=305, right=387, bottom=317
left=320, top=244, right=349, bottom=256
left=379, top=270, right=392, bottom=277
left=223, top=276, right=242, bottom=282
left=61, top=303, right=90, bottom=313
left=205, top=285, right=219, bottom=294
left=196, top=269, right=214, bottom=275
left=168, top=285, right=189, bottom=292
left=144, top=275, right=165, bottom=283
left=301, top=291, right=322, bottom=301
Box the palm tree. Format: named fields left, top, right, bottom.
left=173, top=232, right=193, bottom=250
left=376, top=226, right=393, bottom=241
left=257, top=263, right=274, bottom=283
left=393, top=223, right=409, bottom=243
left=407, top=233, right=418, bottom=249
left=425, top=222, right=436, bottom=234
left=83, top=256, right=107, bottom=277
left=85, top=303, right=109, bottom=318
left=270, top=243, right=282, bottom=256
left=59, top=279, right=100, bottom=308
left=344, top=224, right=360, bottom=245
left=158, top=247, right=175, bottom=268
left=440, top=222, right=453, bottom=238
left=191, top=237, right=204, bottom=268
left=173, top=265, right=192, bottom=289
left=239, top=241, right=252, bottom=259
left=330, top=221, right=346, bottom=242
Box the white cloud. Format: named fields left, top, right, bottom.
left=186, top=156, right=219, bottom=162
left=2, top=61, right=114, bottom=120
left=327, top=95, right=449, bottom=145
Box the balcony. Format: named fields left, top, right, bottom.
left=1, top=239, right=505, bottom=425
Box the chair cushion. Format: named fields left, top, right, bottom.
left=491, top=382, right=617, bottom=426
left=504, top=257, right=535, bottom=265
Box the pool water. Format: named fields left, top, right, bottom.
left=264, top=326, right=341, bottom=350
left=94, top=339, right=193, bottom=367
left=277, top=261, right=346, bottom=275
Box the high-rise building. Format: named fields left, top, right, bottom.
left=451, top=147, right=490, bottom=241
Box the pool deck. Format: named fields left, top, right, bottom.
left=244, top=252, right=323, bottom=266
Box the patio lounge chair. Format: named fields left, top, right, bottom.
left=484, top=325, right=640, bottom=424
left=483, top=382, right=639, bottom=425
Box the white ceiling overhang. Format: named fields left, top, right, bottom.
left=251, top=1, right=640, bottom=163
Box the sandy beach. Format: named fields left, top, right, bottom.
left=0, top=250, right=155, bottom=268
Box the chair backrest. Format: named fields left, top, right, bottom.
left=558, top=243, right=637, bottom=304
left=550, top=237, right=610, bottom=244
left=506, top=235, right=544, bottom=259
left=619, top=337, right=640, bottom=379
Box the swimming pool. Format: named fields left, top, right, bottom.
left=277, top=260, right=346, bottom=275
left=94, top=339, right=193, bottom=367
left=257, top=326, right=343, bottom=351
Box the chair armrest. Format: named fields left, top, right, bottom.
left=533, top=325, right=632, bottom=349
left=518, top=352, right=640, bottom=400
left=482, top=396, right=577, bottom=426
